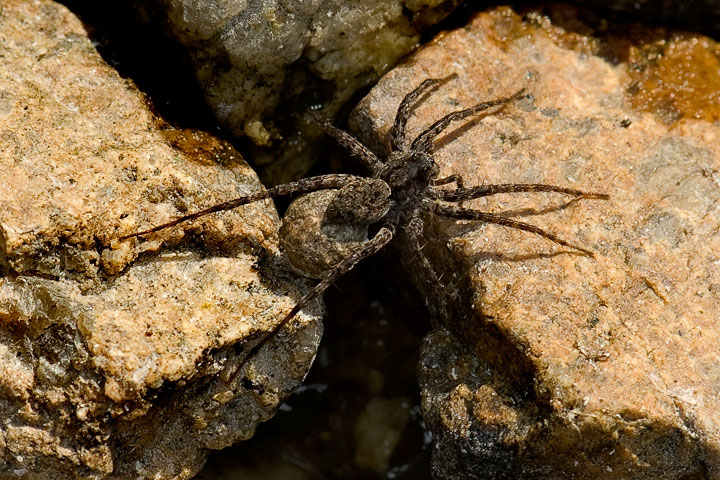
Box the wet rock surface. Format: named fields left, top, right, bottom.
left=150, top=0, right=463, bottom=182
left=0, top=1, right=320, bottom=478
left=352, top=5, right=720, bottom=478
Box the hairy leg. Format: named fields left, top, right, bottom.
left=431, top=174, right=464, bottom=188
left=431, top=203, right=595, bottom=257
left=405, top=215, right=445, bottom=327
left=317, top=119, right=382, bottom=174
left=224, top=223, right=396, bottom=386
left=431, top=174, right=468, bottom=207
left=121, top=174, right=363, bottom=240
left=435, top=183, right=609, bottom=202
left=411, top=89, right=526, bottom=153
left=391, top=74, right=457, bottom=151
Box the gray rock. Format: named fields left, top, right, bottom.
left=154, top=0, right=462, bottom=182
left=0, top=1, right=320, bottom=478
left=351, top=5, right=720, bottom=478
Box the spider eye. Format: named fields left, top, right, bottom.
left=420, top=157, right=437, bottom=176
left=413, top=153, right=434, bottom=171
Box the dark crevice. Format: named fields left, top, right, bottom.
left=199, top=254, right=433, bottom=479
left=0, top=224, right=9, bottom=278
left=57, top=0, right=222, bottom=133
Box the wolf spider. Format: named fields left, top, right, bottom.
left=121, top=75, right=608, bottom=384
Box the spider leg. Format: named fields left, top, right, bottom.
left=405, top=215, right=444, bottom=328
left=391, top=74, right=457, bottom=151
left=411, top=89, right=526, bottom=153
left=225, top=223, right=396, bottom=386
left=121, top=174, right=364, bottom=240
left=431, top=203, right=595, bottom=257
left=431, top=174, right=464, bottom=189
left=316, top=119, right=382, bottom=174
left=435, top=183, right=609, bottom=202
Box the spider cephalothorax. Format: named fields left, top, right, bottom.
left=121, top=75, right=608, bottom=384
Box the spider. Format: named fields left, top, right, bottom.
left=121, top=75, right=608, bottom=385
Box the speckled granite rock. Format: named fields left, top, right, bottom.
left=351, top=5, right=720, bottom=478
left=152, top=0, right=462, bottom=182
left=0, top=1, right=320, bottom=478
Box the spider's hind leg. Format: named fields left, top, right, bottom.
left=224, top=223, right=396, bottom=386
left=435, top=182, right=609, bottom=202
left=404, top=215, right=448, bottom=327
left=120, top=174, right=363, bottom=240
left=431, top=203, right=596, bottom=257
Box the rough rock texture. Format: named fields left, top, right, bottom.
left=150, top=0, right=462, bottom=182
left=351, top=5, right=720, bottom=478
left=0, top=1, right=320, bottom=478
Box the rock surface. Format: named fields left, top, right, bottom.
left=151, top=0, right=462, bottom=182
left=351, top=5, right=720, bottom=478
left=0, top=1, right=320, bottom=478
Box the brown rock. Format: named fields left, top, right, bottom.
left=351, top=5, right=720, bottom=478
left=0, top=1, right=320, bottom=478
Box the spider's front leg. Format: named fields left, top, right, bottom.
left=411, top=88, right=526, bottom=153
left=119, top=174, right=363, bottom=240
left=391, top=74, right=457, bottom=151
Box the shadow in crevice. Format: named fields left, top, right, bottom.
left=0, top=226, right=8, bottom=278
left=439, top=270, right=544, bottom=407
left=57, top=0, right=218, bottom=132
left=199, top=254, right=434, bottom=479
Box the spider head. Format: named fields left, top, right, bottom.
left=381, top=151, right=438, bottom=190
left=412, top=151, right=439, bottom=181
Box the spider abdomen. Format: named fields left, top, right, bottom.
left=325, top=178, right=391, bottom=225
left=279, top=190, right=371, bottom=279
